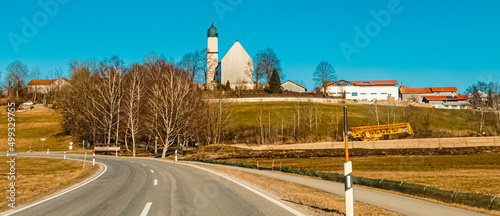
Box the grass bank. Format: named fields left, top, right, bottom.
left=223, top=102, right=498, bottom=144
left=0, top=106, right=74, bottom=152
left=0, top=157, right=98, bottom=212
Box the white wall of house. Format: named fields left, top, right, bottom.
left=326, top=86, right=399, bottom=101
left=282, top=81, right=306, bottom=93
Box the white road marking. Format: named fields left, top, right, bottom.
left=142, top=164, right=146, bottom=167
left=150, top=169, right=154, bottom=173
left=186, top=164, right=305, bottom=216
left=154, top=179, right=158, bottom=186
left=3, top=162, right=108, bottom=216
left=130, top=161, right=135, bottom=163
left=140, top=202, right=153, bottom=216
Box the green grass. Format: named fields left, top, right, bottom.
left=228, top=102, right=496, bottom=138
left=0, top=106, right=74, bottom=152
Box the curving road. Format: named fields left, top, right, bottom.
left=2, top=153, right=300, bottom=216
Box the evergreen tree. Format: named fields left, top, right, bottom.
left=225, top=80, right=231, bottom=91
left=268, top=68, right=282, bottom=93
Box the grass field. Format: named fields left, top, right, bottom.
left=0, top=157, right=98, bottom=212
left=228, top=102, right=497, bottom=139
left=0, top=106, right=74, bottom=152
left=216, top=153, right=500, bottom=197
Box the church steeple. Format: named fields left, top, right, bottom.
left=207, top=19, right=218, bottom=38
left=206, top=19, right=219, bottom=86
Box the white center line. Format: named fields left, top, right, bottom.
left=140, top=202, right=152, bottom=216
left=150, top=169, right=154, bottom=173
left=154, top=179, right=158, bottom=186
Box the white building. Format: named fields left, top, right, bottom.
left=207, top=21, right=253, bottom=90
left=281, top=80, right=306, bottom=93
left=325, top=80, right=399, bottom=101
left=27, top=78, right=70, bottom=94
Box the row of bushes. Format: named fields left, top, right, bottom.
left=181, top=158, right=500, bottom=210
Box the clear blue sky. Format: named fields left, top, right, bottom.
left=1, top=0, right=499, bottom=93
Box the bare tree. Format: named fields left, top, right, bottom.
left=123, top=64, right=144, bottom=157
left=207, top=99, right=232, bottom=144
left=313, top=61, right=337, bottom=97
left=179, top=50, right=204, bottom=83
left=255, top=48, right=283, bottom=84
left=5, top=61, right=29, bottom=101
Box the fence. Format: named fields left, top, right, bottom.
left=232, top=136, right=500, bottom=151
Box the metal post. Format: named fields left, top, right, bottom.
left=344, top=106, right=354, bottom=216
left=344, top=106, right=349, bottom=162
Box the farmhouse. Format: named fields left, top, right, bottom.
left=27, top=77, right=70, bottom=94
left=324, top=80, right=399, bottom=101
left=423, top=95, right=469, bottom=109
left=400, top=85, right=458, bottom=102
left=281, top=80, right=307, bottom=93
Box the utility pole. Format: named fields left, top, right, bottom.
left=344, top=106, right=354, bottom=216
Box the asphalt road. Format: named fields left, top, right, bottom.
left=196, top=162, right=489, bottom=216
left=2, top=153, right=300, bottom=216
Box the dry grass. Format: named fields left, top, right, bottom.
left=196, top=164, right=403, bottom=216
left=0, top=106, right=74, bottom=152
left=217, top=154, right=500, bottom=197
left=0, top=157, right=98, bottom=212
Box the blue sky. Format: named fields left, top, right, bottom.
left=1, top=0, right=499, bottom=92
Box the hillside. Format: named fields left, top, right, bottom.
left=222, top=102, right=497, bottom=144
left=0, top=106, right=74, bottom=152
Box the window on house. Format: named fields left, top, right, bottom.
left=337, top=92, right=343, bottom=95
left=360, top=93, right=367, bottom=95
left=371, top=93, right=377, bottom=95
left=352, top=92, right=358, bottom=96
left=346, top=92, right=351, bottom=94
left=381, top=93, right=387, bottom=95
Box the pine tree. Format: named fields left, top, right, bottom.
left=225, top=80, right=231, bottom=91
left=269, top=69, right=282, bottom=93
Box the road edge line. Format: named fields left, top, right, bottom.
left=184, top=163, right=306, bottom=216
left=2, top=161, right=108, bottom=216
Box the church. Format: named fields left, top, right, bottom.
left=206, top=22, right=254, bottom=90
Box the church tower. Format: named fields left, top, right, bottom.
left=206, top=20, right=218, bottom=85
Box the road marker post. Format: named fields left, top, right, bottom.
left=175, top=150, right=178, bottom=162
left=64, top=151, right=66, bottom=160
left=83, top=152, right=87, bottom=169
left=47, top=148, right=49, bottom=154
left=344, top=106, right=354, bottom=216
left=116, top=148, right=118, bottom=157
left=93, top=146, right=95, bottom=166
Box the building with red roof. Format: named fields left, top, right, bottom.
left=324, top=80, right=399, bottom=101
left=27, top=77, right=71, bottom=94
left=399, top=84, right=458, bottom=102
left=422, top=95, right=469, bottom=109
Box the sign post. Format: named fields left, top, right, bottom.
left=344, top=106, right=354, bottom=216
left=41, top=138, right=45, bottom=151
